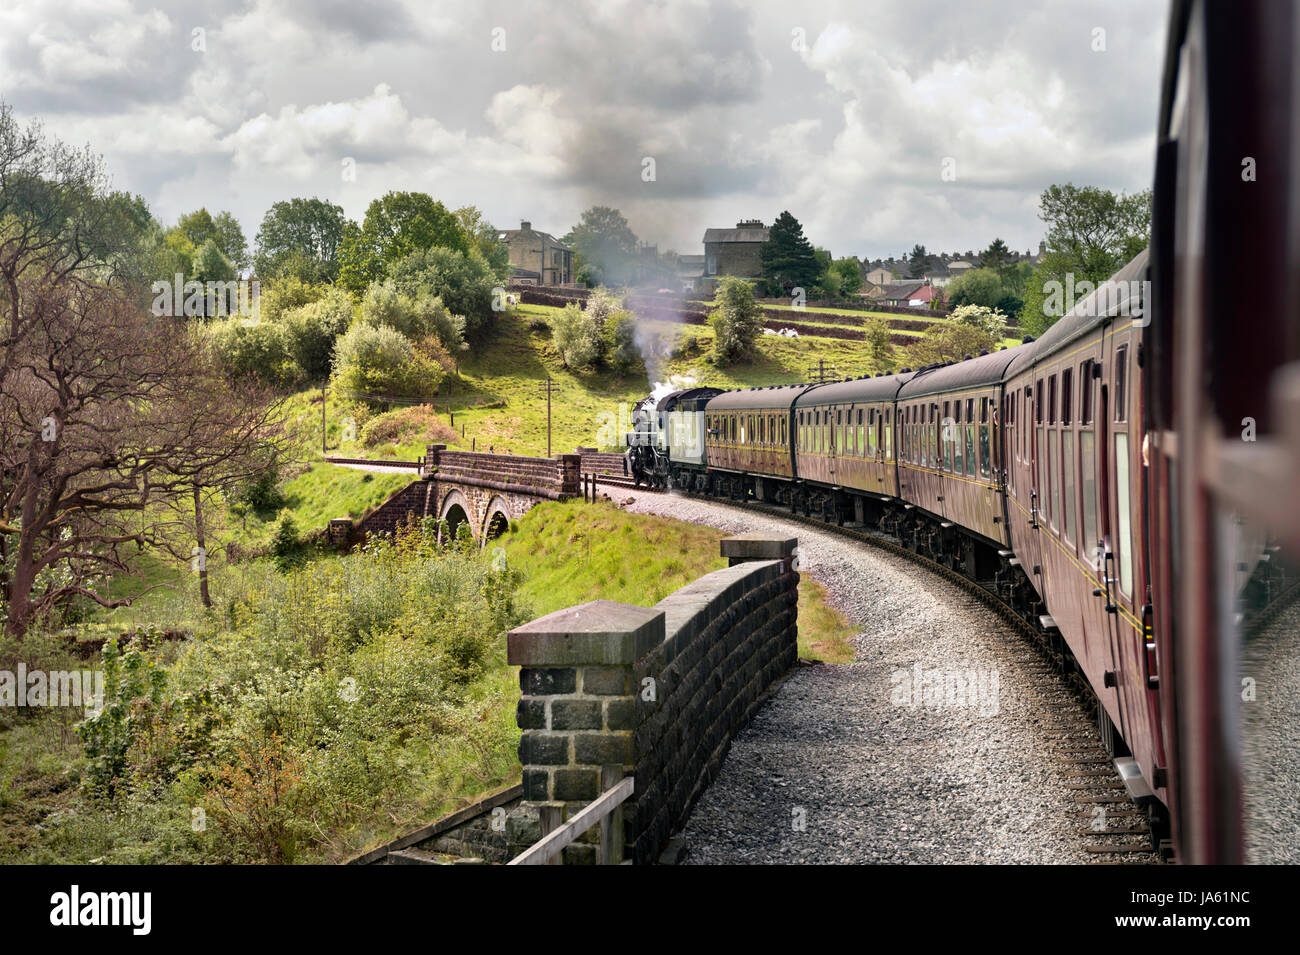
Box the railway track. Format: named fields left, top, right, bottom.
left=611, top=479, right=1164, bottom=862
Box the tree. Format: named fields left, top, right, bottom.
left=565, top=206, right=638, bottom=288
left=386, top=247, right=498, bottom=339
left=760, top=211, right=820, bottom=294
left=253, top=197, right=346, bottom=283
left=332, top=322, right=444, bottom=402
left=830, top=258, right=863, bottom=297
left=281, top=288, right=354, bottom=379
left=981, top=238, right=1012, bottom=273
left=177, top=208, right=247, bottom=271
left=709, top=276, right=763, bottom=365
left=454, top=205, right=511, bottom=280
left=907, top=244, right=931, bottom=278
left=1021, top=183, right=1152, bottom=336
left=359, top=280, right=466, bottom=360
left=946, top=267, right=1004, bottom=309
left=336, top=192, right=470, bottom=295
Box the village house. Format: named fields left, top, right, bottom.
left=702, top=219, right=770, bottom=280
left=498, top=220, right=574, bottom=285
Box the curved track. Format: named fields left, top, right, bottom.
left=619, top=489, right=1161, bottom=864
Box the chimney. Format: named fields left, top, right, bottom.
left=521, top=220, right=532, bottom=232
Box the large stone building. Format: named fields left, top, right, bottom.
left=499, top=220, right=574, bottom=285
left=702, top=219, right=769, bottom=280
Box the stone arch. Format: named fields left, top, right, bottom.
left=482, top=496, right=512, bottom=543
left=439, top=489, right=474, bottom=543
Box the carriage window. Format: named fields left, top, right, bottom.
left=1114, top=346, right=1128, bottom=422
left=883, top=418, right=891, bottom=459
left=1036, top=380, right=1044, bottom=424
left=1080, top=360, right=1094, bottom=425
left=759, top=415, right=765, bottom=445
left=781, top=417, right=787, bottom=446
left=1062, top=430, right=1075, bottom=545
left=1048, top=432, right=1059, bottom=529
left=966, top=398, right=974, bottom=423
left=979, top=421, right=990, bottom=478
left=1115, top=432, right=1133, bottom=595
left=1061, top=368, right=1073, bottom=426
left=965, top=424, right=975, bottom=477
left=741, top=416, right=748, bottom=444
left=857, top=409, right=865, bottom=456
left=1080, top=431, right=1098, bottom=566
left=943, top=402, right=952, bottom=471
left=1048, top=375, right=1057, bottom=425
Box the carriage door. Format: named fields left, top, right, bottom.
left=1095, top=336, right=1131, bottom=747
left=829, top=406, right=839, bottom=479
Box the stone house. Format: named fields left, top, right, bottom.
left=498, top=221, right=574, bottom=285
left=702, top=219, right=769, bottom=280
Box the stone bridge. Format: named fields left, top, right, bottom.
left=339, top=444, right=631, bottom=547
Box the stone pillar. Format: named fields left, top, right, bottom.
left=554, top=453, right=581, bottom=498
left=425, top=443, right=445, bottom=474
left=327, top=518, right=353, bottom=548
left=507, top=600, right=663, bottom=864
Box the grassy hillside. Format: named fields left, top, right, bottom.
left=499, top=500, right=857, bottom=663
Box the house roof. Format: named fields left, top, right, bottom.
left=702, top=226, right=770, bottom=244
left=878, top=280, right=926, bottom=299
left=498, top=227, right=572, bottom=251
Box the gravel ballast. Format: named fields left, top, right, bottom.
left=622, top=492, right=1147, bottom=864
left=1242, top=598, right=1300, bottom=864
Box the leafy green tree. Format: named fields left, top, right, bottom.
left=981, top=238, right=1012, bottom=273
left=908, top=322, right=997, bottom=366
left=386, top=247, right=498, bottom=338
left=604, top=312, right=642, bottom=375
left=760, top=211, right=820, bottom=293
left=565, top=206, right=638, bottom=287
left=709, top=276, right=764, bottom=365
left=1021, top=183, right=1152, bottom=336
left=359, top=280, right=466, bottom=357
left=454, top=205, right=511, bottom=280
left=194, top=238, right=236, bottom=284
left=177, top=208, right=247, bottom=270
left=830, top=258, right=863, bottom=296
left=336, top=192, right=470, bottom=294
left=208, top=319, right=298, bottom=385
left=946, top=267, right=1003, bottom=309
left=282, top=288, right=354, bottom=379
left=254, top=197, right=346, bottom=282
left=259, top=276, right=326, bottom=325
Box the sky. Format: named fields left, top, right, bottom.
left=0, top=0, right=1169, bottom=262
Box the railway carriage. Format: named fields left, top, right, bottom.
left=700, top=385, right=813, bottom=498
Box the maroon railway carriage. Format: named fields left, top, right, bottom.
left=894, top=350, right=1017, bottom=554
left=1002, top=251, right=1167, bottom=812
left=702, top=385, right=814, bottom=498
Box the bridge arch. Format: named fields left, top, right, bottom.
left=438, top=489, right=474, bottom=544
left=482, top=496, right=512, bottom=543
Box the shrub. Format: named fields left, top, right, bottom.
left=550, top=303, right=599, bottom=370
left=908, top=321, right=997, bottom=366
left=948, top=303, right=1008, bottom=339
left=208, top=318, right=299, bottom=386
left=272, top=512, right=304, bottom=572
left=258, top=276, right=327, bottom=325
left=604, top=312, right=642, bottom=374
left=282, top=287, right=353, bottom=379
left=359, top=404, right=458, bottom=449
left=709, top=276, right=763, bottom=365
left=864, top=317, right=895, bottom=368
left=332, top=322, right=444, bottom=402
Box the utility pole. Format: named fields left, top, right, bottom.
left=321, top=380, right=327, bottom=454
left=807, top=359, right=838, bottom=383
left=537, top=376, right=559, bottom=458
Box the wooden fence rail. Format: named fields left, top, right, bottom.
left=508, top=768, right=633, bottom=866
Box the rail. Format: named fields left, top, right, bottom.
left=508, top=769, right=633, bottom=866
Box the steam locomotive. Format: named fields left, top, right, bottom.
left=625, top=0, right=1300, bottom=864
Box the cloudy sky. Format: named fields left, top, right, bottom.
left=1, top=0, right=1168, bottom=261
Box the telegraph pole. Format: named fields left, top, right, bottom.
left=537, top=376, right=559, bottom=458
left=322, top=380, right=327, bottom=453
left=807, top=359, right=838, bottom=383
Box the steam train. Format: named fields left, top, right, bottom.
left=625, top=0, right=1300, bottom=864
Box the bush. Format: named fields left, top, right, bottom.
left=359, top=405, right=458, bottom=449
left=604, top=312, right=642, bottom=374
left=236, top=471, right=287, bottom=517
left=948, top=303, right=1008, bottom=339
left=271, top=512, right=304, bottom=572
left=282, top=287, right=353, bottom=379
left=908, top=321, right=997, bottom=366
left=208, top=318, right=299, bottom=386
left=551, top=303, right=599, bottom=370
left=709, top=276, right=763, bottom=365
left=258, top=276, right=327, bottom=325
left=946, top=267, right=1004, bottom=309
left=864, top=317, right=894, bottom=368
left=332, top=322, right=444, bottom=402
